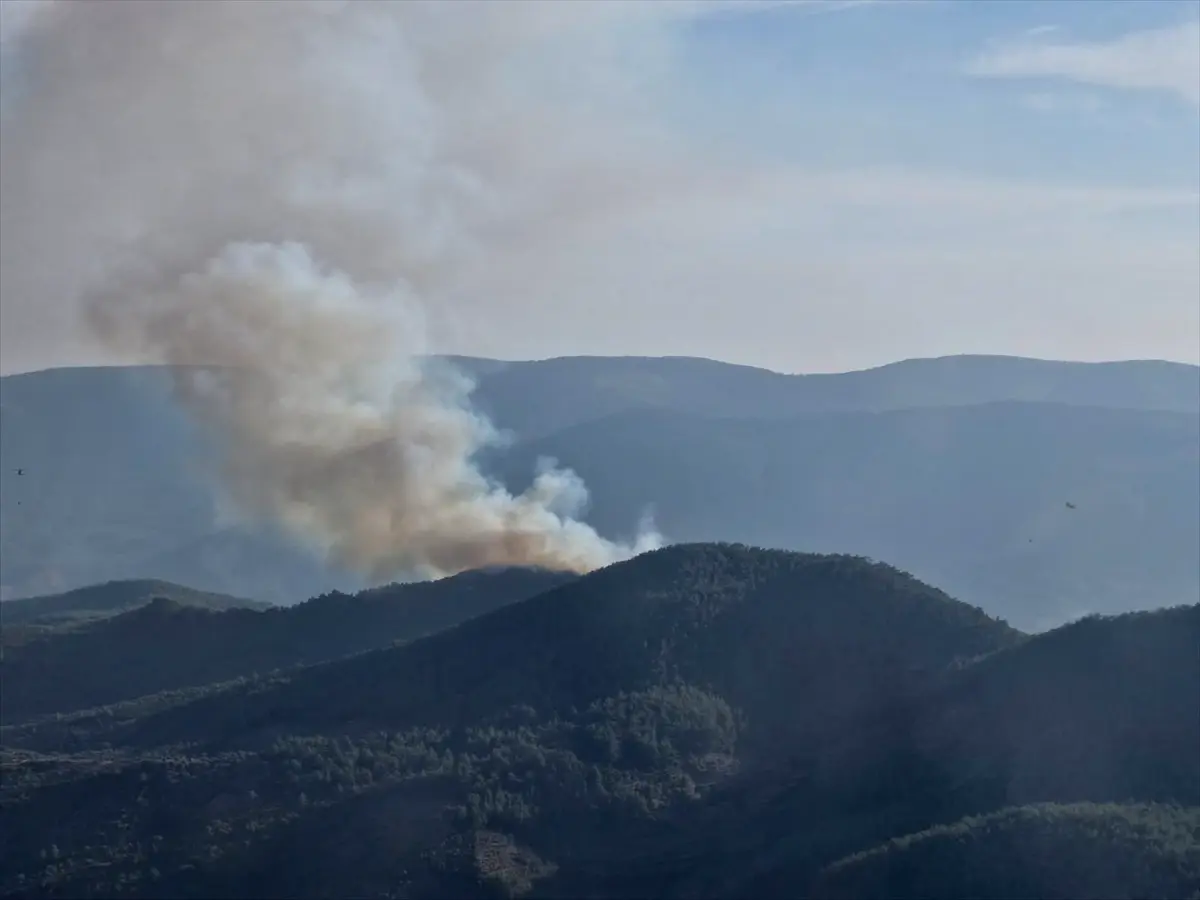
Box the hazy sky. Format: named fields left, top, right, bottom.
left=1, top=0, right=1197, bottom=375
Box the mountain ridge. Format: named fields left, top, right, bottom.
left=0, top=566, right=575, bottom=724
left=0, top=579, right=269, bottom=626
left=3, top=355, right=1197, bottom=627
left=58, top=544, right=1022, bottom=756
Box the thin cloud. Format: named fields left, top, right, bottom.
left=968, top=20, right=1200, bottom=107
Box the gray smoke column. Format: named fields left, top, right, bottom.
left=0, top=0, right=667, bottom=577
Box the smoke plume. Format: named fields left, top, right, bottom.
left=0, top=0, right=671, bottom=577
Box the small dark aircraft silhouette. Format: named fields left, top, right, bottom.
left=1065, top=501, right=1076, bottom=510
left=16, top=468, right=24, bottom=476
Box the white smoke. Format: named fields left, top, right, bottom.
left=0, top=0, right=679, bottom=576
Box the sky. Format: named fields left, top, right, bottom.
left=0, top=0, right=1197, bottom=375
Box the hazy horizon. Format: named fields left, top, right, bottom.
left=3, top=350, right=1198, bottom=382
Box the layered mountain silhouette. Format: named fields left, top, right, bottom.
left=2, top=544, right=1195, bottom=899
left=0, top=578, right=268, bottom=628
left=2, top=355, right=1197, bottom=629
left=1, top=566, right=573, bottom=724
left=491, top=401, right=1200, bottom=629
left=462, top=354, right=1200, bottom=438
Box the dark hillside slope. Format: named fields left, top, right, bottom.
left=0, top=545, right=1021, bottom=900
left=910, top=604, right=1200, bottom=808
left=641, top=604, right=1200, bottom=899
left=0, top=579, right=268, bottom=627
left=811, top=803, right=1200, bottom=900
left=120, top=544, right=1020, bottom=758
left=1, top=552, right=1194, bottom=900
left=0, top=567, right=574, bottom=723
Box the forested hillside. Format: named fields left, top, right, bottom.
left=811, top=803, right=1200, bottom=900
left=1, top=567, right=573, bottom=723
left=2, top=545, right=1195, bottom=899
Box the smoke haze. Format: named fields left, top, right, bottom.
left=0, top=0, right=674, bottom=577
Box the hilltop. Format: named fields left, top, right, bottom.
left=103, top=544, right=1020, bottom=755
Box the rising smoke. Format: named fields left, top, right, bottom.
left=0, top=0, right=673, bottom=577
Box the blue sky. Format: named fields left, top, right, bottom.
left=459, top=0, right=1198, bottom=371
left=676, top=0, right=1199, bottom=190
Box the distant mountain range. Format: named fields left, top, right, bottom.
left=491, top=401, right=1199, bottom=629
left=2, top=354, right=1197, bottom=629
left=0, top=578, right=268, bottom=629
left=456, top=353, right=1200, bottom=438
